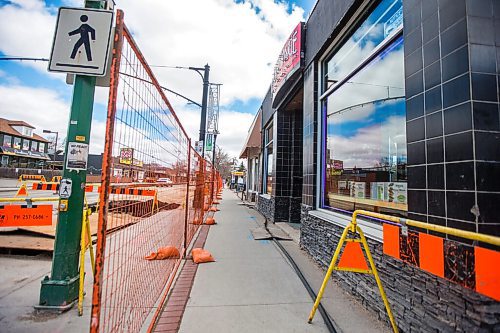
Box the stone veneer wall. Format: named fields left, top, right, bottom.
left=257, top=195, right=274, bottom=222
left=300, top=206, right=500, bottom=333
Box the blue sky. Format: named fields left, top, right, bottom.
left=0, top=0, right=313, bottom=157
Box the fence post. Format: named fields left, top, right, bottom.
left=183, top=140, right=191, bottom=258
left=89, top=9, right=124, bottom=332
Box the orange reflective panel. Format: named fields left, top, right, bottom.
left=475, top=246, right=500, bottom=301
left=419, top=233, right=444, bottom=278
left=337, top=242, right=369, bottom=271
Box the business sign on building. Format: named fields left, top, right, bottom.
left=119, top=148, right=133, bottom=165
left=271, top=22, right=304, bottom=102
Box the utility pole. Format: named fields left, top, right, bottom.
left=199, top=64, right=210, bottom=158
left=38, top=0, right=107, bottom=309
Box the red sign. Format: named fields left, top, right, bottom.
left=271, top=22, right=303, bottom=100
left=0, top=205, right=53, bottom=227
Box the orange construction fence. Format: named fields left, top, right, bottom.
left=90, top=12, right=221, bottom=333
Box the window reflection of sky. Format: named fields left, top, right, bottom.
left=325, top=35, right=406, bottom=170
left=325, top=0, right=402, bottom=88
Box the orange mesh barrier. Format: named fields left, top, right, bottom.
left=90, top=11, right=218, bottom=333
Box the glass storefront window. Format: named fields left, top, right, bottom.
left=324, top=0, right=403, bottom=92
left=22, top=139, right=29, bottom=151
left=264, top=123, right=274, bottom=195
left=39, top=142, right=45, bottom=153
left=31, top=141, right=38, bottom=152
left=13, top=137, right=21, bottom=149
left=3, top=135, right=11, bottom=147
left=322, top=10, right=406, bottom=215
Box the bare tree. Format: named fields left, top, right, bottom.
left=214, top=147, right=234, bottom=180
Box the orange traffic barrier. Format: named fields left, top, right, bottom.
left=0, top=204, right=52, bottom=227
left=32, top=182, right=59, bottom=191
left=51, top=176, right=62, bottom=183
left=15, top=183, right=29, bottom=197
left=18, top=174, right=46, bottom=182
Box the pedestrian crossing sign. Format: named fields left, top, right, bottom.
left=48, top=7, right=113, bottom=76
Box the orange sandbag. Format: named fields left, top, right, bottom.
left=205, top=217, right=216, bottom=225
left=192, top=219, right=202, bottom=225
left=145, top=246, right=180, bottom=260
left=192, top=248, right=215, bottom=264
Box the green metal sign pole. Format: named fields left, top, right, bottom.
left=38, top=0, right=105, bottom=309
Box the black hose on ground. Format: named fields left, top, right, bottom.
left=262, top=217, right=339, bottom=333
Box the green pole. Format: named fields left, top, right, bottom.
left=38, top=0, right=106, bottom=309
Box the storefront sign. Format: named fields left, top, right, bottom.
left=271, top=22, right=303, bottom=102
left=205, top=134, right=213, bottom=152
left=384, top=6, right=403, bottom=38
left=119, top=147, right=133, bottom=165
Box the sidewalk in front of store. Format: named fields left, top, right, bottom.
left=171, top=190, right=391, bottom=333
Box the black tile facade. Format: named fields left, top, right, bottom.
left=296, top=0, right=500, bottom=331
left=404, top=0, right=500, bottom=238
left=301, top=63, right=317, bottom=208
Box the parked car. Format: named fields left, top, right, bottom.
left=157, top=177, right=173, bottom=187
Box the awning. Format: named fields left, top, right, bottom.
left=239, top=110, right=262, bottom=159
left=0, top=147, right=51, bottom=160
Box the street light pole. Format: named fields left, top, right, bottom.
left=155, top=64, right=210, bottom=157
left=199, top=64, right=210, bottom=158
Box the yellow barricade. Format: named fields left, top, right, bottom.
left=18, top=174, right=46, bottom=182
left=308, top=212, right=399, bottom=333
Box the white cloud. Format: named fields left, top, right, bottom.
left=0, top=0, right=306, bottom=159
left=327, top=115, right=407, bottom=169
left=116, top=0, right=304, bottom=105
left=0, top=0, right=56, bottom=73
left=0, top=84, right=70, bottom=135
left=0, top=83, right=107, bottom=154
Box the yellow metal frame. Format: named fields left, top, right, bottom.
left=78, top=198, right=96, bottom=316
left=308, top=213, right=399, bottom=333
left=0, top=197, right=59, bottom=203
left=352, top=209, right=500, bottom=246
left=309, top=208, right=500, bottom=332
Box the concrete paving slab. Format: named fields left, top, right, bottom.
left=179, top=303, right=329, bottom=333
left=180, top=191, right=328, bottom=332
left=0, top=254, right=93, bottom=333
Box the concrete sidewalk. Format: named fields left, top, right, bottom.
left=178, top=190, right=390, bottom=333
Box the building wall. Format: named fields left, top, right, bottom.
left=404, top=0, right=500, bottom=238
left=300, top=0, right=500, bottom=331
left=258, top=107, right=304, bottom=223
left=302, top=63, right=319, bottom=208
left=300, top=211, right=500, bottom=332
left=304, top=0, right=359, bottom=66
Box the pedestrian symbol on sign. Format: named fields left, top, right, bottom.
left=48, top=7, right=113, bottom=76
left=59, top=179, right=72, bottom=199
left=69, top=15, right=96, bottom=62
